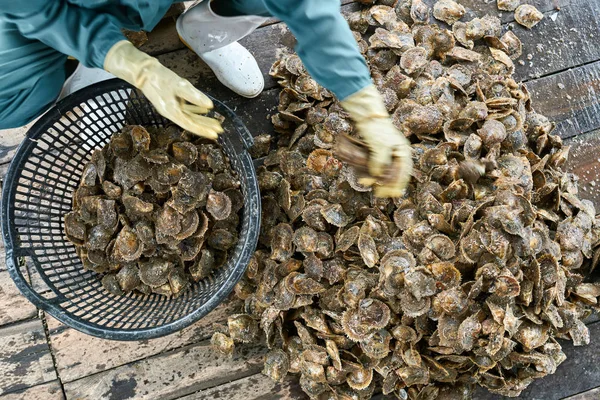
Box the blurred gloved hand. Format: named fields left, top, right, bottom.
left=104, top=41, right=223, bottom=139
left=341, top=84, right=413, bottom=198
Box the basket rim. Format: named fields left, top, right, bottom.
left=1, top=78, right=261, bottom=341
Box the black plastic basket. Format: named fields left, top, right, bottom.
left=1, top=79, right=261, bottom=340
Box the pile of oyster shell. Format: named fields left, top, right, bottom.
left=210, top=0, right=600, bottom=398
left=65, top=124, right=242, bottom=297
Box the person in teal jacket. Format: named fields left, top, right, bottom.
left=0, top=0, right=411, bottom=197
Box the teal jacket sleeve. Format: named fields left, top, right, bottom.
left=262, top=0, right=372, bottom=100
left=0, top=0, right=125, bottom=69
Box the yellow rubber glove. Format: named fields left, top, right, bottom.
left=341, top=84, right=413, bottom=198
left=104, top=41, right=223, bottom=139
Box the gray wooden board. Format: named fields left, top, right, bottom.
left=474, top=321, right=600, bottom=400
left=48, top=299, right=241, bottom=383
left=526, top=60, right=600, bottom=139
left=512, top=0, right=600, bottom=82
left=0, top=381, right=64, bottom=400
left=63, top=341, right=267, bottom=400
left=565, top=129, right=600, bottom=211
left=0, top=267, right=38, bottom=327
left=180, top=374, right=304, bottom=400
left=0, top=319, right=57, bottom=396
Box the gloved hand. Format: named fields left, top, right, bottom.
left=104, top=41, right=223, bottom=139
left=341, top=84, right=413, bottom=198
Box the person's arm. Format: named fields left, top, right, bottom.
left=262, top=0, right=371, bottom=101
left=263, top=0, right=413, bottom=197
left=0, top=0, right=223, bottom=139
left=0, top=0, right=124, bottom=69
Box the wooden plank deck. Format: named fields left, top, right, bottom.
left=1, top=1, right=600, bottom=399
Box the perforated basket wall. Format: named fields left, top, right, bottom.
left=1, top=79, right=260, bottom=340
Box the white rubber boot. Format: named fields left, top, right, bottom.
left=58, top=63, right=115, bottom=101
left=176, top=0, right=267, bottom=98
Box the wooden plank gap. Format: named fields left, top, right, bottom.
left=177, top=373, right=304, bottom=400
left=48, top=299, right=241, bottom=383
left=0, top=380, right=64, bottom=400
left=38, top=312, right=67, bottom=400
left=63, top=340, right=267, bottom=400
left=0, top=319, right=57, bottom=396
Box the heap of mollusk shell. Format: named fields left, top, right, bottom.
left=212, top=1, right=599, bottom=399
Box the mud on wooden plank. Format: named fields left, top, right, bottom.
left=0, top=267, right=37, bottom=327
left=223, top=88, right=280, bottom=137
left=526, top=60, right=600, bottom=140
left=0, top=381, right=64, bottom=400
left=48, top=299, right=241, bottom=383
left=474, top=321, right=600, bottom=400
left=0, top=319, right=57, bottom=396
left=180, top=374, right=304, bottom=400
left=63, top=341, right=267, bottom=400
left=565, top=129, right=600, bottom=211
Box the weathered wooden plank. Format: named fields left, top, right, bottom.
left=0, top=122, right=32, bottom=165
left=156, top=48, right=233, bottom=99
left=179, top=374, right=304, bottom=400
left=565, top=129, right=600, bottom=210
left=63, top=341, right=267, bottom=400
left=48, top=299, right=241, bottom=383
left=564, top=387, right=600, bottom=400
left=474, top=321, right=600, bottom=399
left=0, top=381, right=64, bottom=400
left=140, top=18, right=183, bottom=57
left=0, top=268, right=38, bottom=327
left=0, top=319, right=56, bottom=395
left=526, top=60, right=600, bottom=140
left=513, top=0, right=600, bottom=81
left=0, top=163, right=10, bottom=184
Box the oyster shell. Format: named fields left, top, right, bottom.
left=67, top=124, right=242, bottom=296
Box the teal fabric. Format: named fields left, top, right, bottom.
left=217, top=0, right=372, bottom=100
left=0, top=0, right=174, bottom=129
